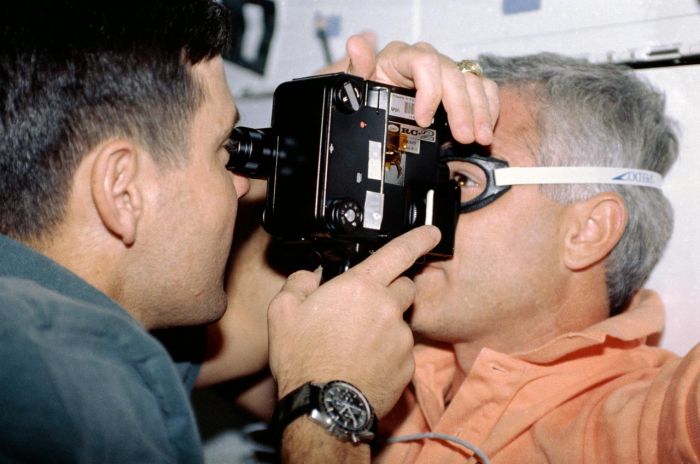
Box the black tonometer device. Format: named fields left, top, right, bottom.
left=226, top=73, right=460, bottom=280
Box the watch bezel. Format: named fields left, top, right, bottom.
left=309, top=380, right=376, bottom=443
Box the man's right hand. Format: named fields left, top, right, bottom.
left=268, top=224, right=441, bottom=418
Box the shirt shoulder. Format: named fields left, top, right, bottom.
left=652, top=343, right=700, bottom=462
left=0, top=277, right=203, bottom=463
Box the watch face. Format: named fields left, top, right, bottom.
left=320, top=382, right=372, bottom=433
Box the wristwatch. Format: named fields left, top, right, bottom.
left=272, top=380, right=377, bottom=444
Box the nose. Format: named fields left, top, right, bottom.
left=232, top=172, right=250, bottom=198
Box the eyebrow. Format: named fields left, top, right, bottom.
left=220, top=105, right=241, bottom=143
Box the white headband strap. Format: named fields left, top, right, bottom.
left=494, top=167, right=663, bottom=189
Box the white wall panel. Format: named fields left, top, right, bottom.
left=421, top=2, right=700, bottom=61
left=641, top=65, right=700, bottom=355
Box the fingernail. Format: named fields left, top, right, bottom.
left=426, top=224, right=441, bottom=241
left=418, top=112, right=434, bottom=128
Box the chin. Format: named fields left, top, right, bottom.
left=413, top=265, right=446, bottom=297
left=201, top=291, right=229, bottom=324
left=175, top=289, right=228, bottom=327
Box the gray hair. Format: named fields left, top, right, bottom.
left=479, top=53, right=679, bottom=315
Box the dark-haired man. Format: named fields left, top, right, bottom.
left=0, top=1, right=497, bottom=462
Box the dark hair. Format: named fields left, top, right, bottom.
left=0, top=0, right=231, bottom=242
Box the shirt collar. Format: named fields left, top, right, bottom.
left=0, top=233, right=124, bottom=315
left=512, top=289, right=665, bottom=363
left=410, top=289, right=665, bottom=389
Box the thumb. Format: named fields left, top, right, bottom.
left=276, top=269, right=322, bottom=304
left=346, top=31, right=378, bottom=79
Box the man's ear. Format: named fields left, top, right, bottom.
left=90, top=140, right=143, bottom=246
left=562, top=192, right=627, bottom=271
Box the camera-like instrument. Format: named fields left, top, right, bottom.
left=226, top=73, right=460, bottom=279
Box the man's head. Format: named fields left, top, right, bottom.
left=1, top=1, right=250, bottom=328
left=481, top=54, right=678, bottom=315
left=0, top=0, right=231, bottom=241
left=410, top=53, right=678, bottom=352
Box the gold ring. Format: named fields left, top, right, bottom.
left=456, top=59, right=484, bottom=78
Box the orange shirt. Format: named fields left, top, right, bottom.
left=376, top=290, right=700, bottom=463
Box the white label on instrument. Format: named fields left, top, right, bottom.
left=367, top=140, right=383, bottom=181
left=398, top=122, right=436, bottom=143
left=390, top=93, right=416, bottom=121
left=363, top=191, right=384, bottom=230
left=425, top=189, right=434, bottom=225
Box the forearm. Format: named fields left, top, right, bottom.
left=196, top=307, right=269, bottom=387
left=233, top=372, right=276, bottom=420
left=281, top=418, right=370, bottom=464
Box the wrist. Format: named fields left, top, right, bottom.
left=280, top=417, right=371, bottom=464
left=272, top=380, right=378, bottom=446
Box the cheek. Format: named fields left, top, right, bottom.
left=191, top=166, right=239, bottom=242
left=231, top=172, right=250, bottom=199
left=451, top=195, right=558, bottom=277
left=217, top=172, right=239, bottom=232
left=450, top=211, right=508, bottom=267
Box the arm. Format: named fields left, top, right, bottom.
left=269, top=226, right=441, bottom=463
left=649, top=343, right=700, bottom=462
left=198, top=37, right=500, bottom=461
left=198, top=37, right=500, bottom=387
left=270, top=38, right=499, bottom=457
left=281, top=418, right=369, bottom=463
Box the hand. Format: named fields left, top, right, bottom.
left=268, top=225, right=441, bottom=418
left=344, top=34, right=499, bottom=145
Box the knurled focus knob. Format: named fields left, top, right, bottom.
left=333, top=80, right=363, bottom=113
left=326, top=199, right=363, bottom=233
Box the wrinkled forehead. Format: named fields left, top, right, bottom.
left=488, top=87, right=542, bottom=167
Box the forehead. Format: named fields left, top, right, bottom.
left=191, top=57, right=237, bottom=131
left=489, top=87, right=541, bottom=168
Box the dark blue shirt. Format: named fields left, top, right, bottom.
left=0, top=234, right=203, bottom=463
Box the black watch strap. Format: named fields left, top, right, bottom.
left=271, top=381, right=377, bottom=447
left=272, top=382, right=318, bottom=445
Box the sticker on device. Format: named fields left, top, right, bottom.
left=389, top=94, right=416, bottom=121
left=396, top=123, right=437, bottom=143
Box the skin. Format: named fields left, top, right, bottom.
left=37, top=57, right=250, bottom=330
left=198, top=34, right=501, bottom=388
left=197, top=57, right=627, bottom=464
left=197, top=36, right=503, bottom=463
left=22, top=31, right=505, bottom=462
left=410, top=87, right=626, bottom=374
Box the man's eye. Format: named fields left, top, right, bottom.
left=453, top=172, right=479, bottom=188
left=222, top=139, right=237, bottom=163
left=223, top=139, right=235, bottom=156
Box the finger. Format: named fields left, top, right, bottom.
left=385, top=276, right=417, bottom=314
left=374, top=41, right=442, bottom=126
left=371, top=41, right=413, bottom=86
left=464, top=73, right=494, bottom=145
left=277, top=270, right=322, bottom=303
left=438, top=61, right=476, bottom=144
left=346, top=33, right=377, bottom=79
left=483, top=78, right=500, bottom=130
left=403, top=42, right=443, bottom=127
left=350, top=225, right=441, bottom=286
